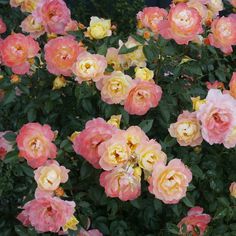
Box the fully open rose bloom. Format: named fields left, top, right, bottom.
left=159, top=3, right=203, bottom=45
left=44, top=36, right=83, bottom=76
left=100, top=166, right=141, bottom=201
left=0, top=33, right=40, bottom=75
left=34, top=160, right=69, bottom=194
left=0, top=132, right=13, bottom=160
left=124, top=80, right=162, bottom=115
left=73, top=118, right=118, bottom=168
left=33, top=0, right=71, bottom=34
left=16, top=123, right=57, bottom=168
left=229, top=182, right=236, bottom=198
left=0, top=18, right=6, bottom=34
left=148, top=159, right=192, bottom=204
left=196, top=89, right=236, bottom=148
left=137, top=7, right=168, bottom=34
left=169, top=111, right=203, bottom=147
left=208, top=14, right=236, bottom=54
left=96, top=71, right=133, bottom=104
left=136, top=139, right=167, bottom=172
left=17, top=197, right=75, bottom=233
left=178, top=207, right=211, bottom=236
left=72, top=51, right=107, bottom=83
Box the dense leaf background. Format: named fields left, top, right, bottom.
left=1, top=0, right=236, bottom=235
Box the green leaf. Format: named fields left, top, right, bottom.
left=138, top=119, right=153, bottom=133
left=2, top=89, right=16, bottom=105
left=3, top=132, right=16, bottom=142
left=80, top=160, right=94, bottom=180
left=3, top=150, right=18, bottom=164
left=118, top=45, right=138, bottom=54
left=130, top=34, right=146, bottom=44
left=97, top=43, right=108, bottom=55
left=182, top=196, right=195, bottom=208
left=166, top=223, right=179, bottom=235
left=27, top=108, right=37, bottom=122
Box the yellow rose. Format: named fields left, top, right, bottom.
left=107, top=115, right=122, bottom=128
left=87, top=16, right=112, bottom=40
left=191, top=96, right=206, bottom=111
left=135, top=67, right=154, bottom=81
left=21, top=0, right=39, bottom=12
left=63, top=215, right=79, bottom=231
left=52, top=76, right=67, bottom=90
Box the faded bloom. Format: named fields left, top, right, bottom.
left=16, top=123, right=57, bottom=168
left=124, top=80, right=162, bottom=116
left=73, top=51, right=107, bottom=83
left=86, top=16, right=111, bottom=40
left=0, top=18, right=6, bottom=34
left=0, top=33, right=40, bottom=75
left=73, top=118, right=118, bottom=168
left=45, top=36, right=83, bottom=76
left=100, top=166, right=141, bottom=201
left=148, top=159, right=192, bottom=204
left=159, top=3, right=203, bottom=45
left=208, top=15, right=236, bottom=54
left=178, top=207, right=211, bottom=236
left=17, top=197, right=75, bottom=233
left=169, top=111, right=203, bottom=147
left=135, top=67, right=154, bottom=82
left=96, top=71, right=133, bottom=104
left=136, top=7, right=168, bottom=34
left=0, top=132, right=13, bottom=160
left=229, top=182, right=236, bottom=198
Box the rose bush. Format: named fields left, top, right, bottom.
left=1, top=0, right=236, bottom=235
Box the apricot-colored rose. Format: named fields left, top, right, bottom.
left=124, top=80, right=162, bottom=115
left=208, top=15, right=236, bottom=54
left=178, top=207, right=211, bottom=236
left=96, top=71, right=133, bottom=105
left=0, top=33, right=40, bottom=75
left=137, top=7, right=168, bottom=34
left=169, top=111, right=203, bottom=147
left=159, top=3, right=203, bottom=45
left=17, top=197, right=75, bottom=233
left=148, top=159, right=192, bottom=204
left=73, top=51, right=107, bottom=83
left=44, top=36, right=83, bottom=76
left=16, top=123, right=57, bottom=168
left=100, top=166, right=141, bottom=201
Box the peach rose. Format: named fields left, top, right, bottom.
left=16, top=123, right=57, bottom=168
left=148, top=159, right=192, bottom=204
left=124, top=80, right=162, bottom=115
left=229, top=182, right=236, bottom=198
left=137, top=7, right=168, bottom=34
left=231, top=0, right=236, bottom=7
left=96, top=71, right=133, bottom=105
left=98, top=132, right=131, bottom=171
left=33, top=0, right=71, bottom=34
left=169, top=111, right=203, bottom=147
left=17, top=197, right=75, bottom=233
left=208, top=15, right=236, bottom=54
left=229, top=72, right=236, bottom=99
left=72, top=51, right=107, bottom=83
left=0, top=18, right=6, bottom=34
left=136, top=139, right=167, bottom=172
left=196, top=89, right=236, bottom=147
left=0, top=131, right=13, bottom=160
left=159, top=3, right=203, bottom=45
left=20, top=15, right=45, bottom=39
left=0, top=33, right=40, bottom=75
left=34, top=160, right=69, bottom=193
left=73, top=118, right=118, bottom=168
left=178, top=206, right=211, bottom=236
left=100, top=166, right=141, bottom=201
left=44, top=36, right=83, bottom=76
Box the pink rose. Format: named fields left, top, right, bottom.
left=16, top=123, right=57, bottom=168
left=206, top=81, right=225, bottom=90
left=73, top=118, right=118, bottom=168
left=17, top=197, right=75, bottom=233
left=208, top=15, right=236, bottom=54
left=159, top=3, right=203, bottom=45
left=44, top=36, right=84, bottom=76
left=0, top=18, right=6, bottom=34
left=0, top=33, right=40, bottom=74
left=231, top=0, right=236, bottom=7
left=196, top=89, right=236, bottom=147
left=100, top=166, right=141, bottom=201
left=169, top=111, right=203, bottom=147
left=79, top=229, right=103, bottom=236
left=178, top=207, right=211, bottom=236
left=124, top=80, right=162, bottom=115
left=33, top=0, right=71, bottom=34
left=137, top=7, right=168, bottom=34
left=148, top=159, right=192, bottom=204
left=0, top=131, right=13, bottom=160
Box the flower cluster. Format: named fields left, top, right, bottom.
left=72, top=116, right=192, bottom=203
